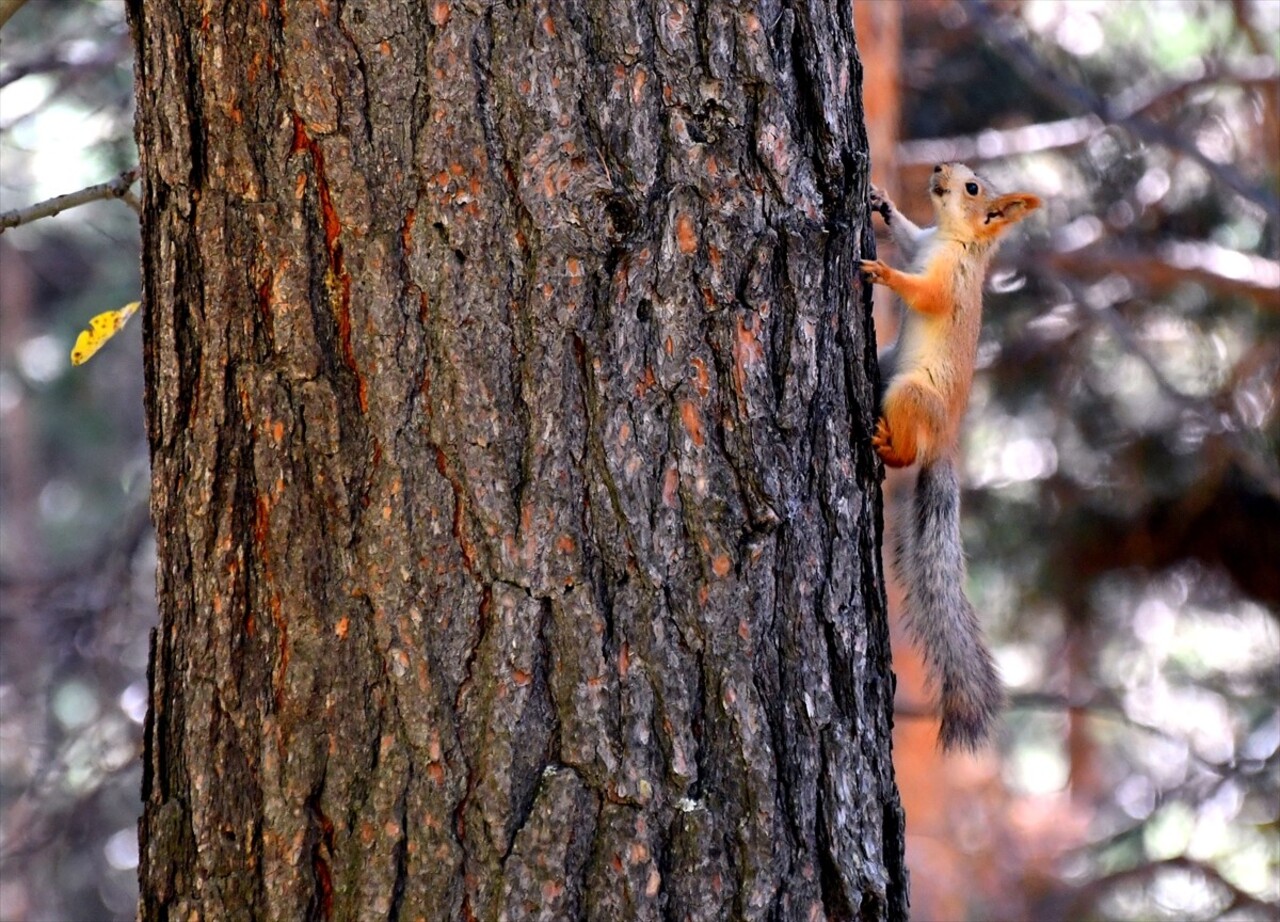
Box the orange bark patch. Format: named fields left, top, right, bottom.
left=632, top=67, right=648, bottom=104
left=712, top=554, right=732, bottom=578
left=254, top=495, right=271, bottom=546
left=431, top=0, right=450, bottom=24
left=676, top=213, right=697, bottom=254
left=401, top=209, right=416, bottom=252
left=690, top=356, right=710, bottom=397
left=635, top=365, right=657, bottom=398
left=293, top=114, right=364, bottom=407
left=680, top=399, right=704, bottom=447
left=735, top=316, right=764, bottom=363
left=645, top=869, right=661, bottom=897
left=289, top=112, right=308, bottom=155
left=335, top=616, right=350, bottom=638
left=256, top=272, right=275, bottom=321
left=619, top=641, right=630, bottom=678
left=435, top=448, right=478, bottom=573
left=556, top=534, right=576, bottom=554
left=662, top=465, right=680, bottom=507
left=732, top=315, right=765, bottom=401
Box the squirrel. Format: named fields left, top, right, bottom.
left=860, top=163, right=1041, bottom=750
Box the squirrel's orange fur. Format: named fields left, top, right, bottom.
left=861, top=163, right=1041, bottom=750
left=862, top=164, right=1041, bottom=470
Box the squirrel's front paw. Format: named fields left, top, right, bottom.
left=860, top=259, right=889, bottom=284
left=869, top=185, right=893, bottom=219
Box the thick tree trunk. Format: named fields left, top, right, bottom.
left=130, top=0, right=906, bottom=918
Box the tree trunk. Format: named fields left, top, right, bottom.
left=130, top=0, right=906, bottom=918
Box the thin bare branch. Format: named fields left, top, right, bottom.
left=1039, top=242, right=1280, bottom=311
left=1069, top=855, right=1279, bottom=919
left=0, top=43, right=124, bottom=89
left=0, top=0, right=30, bottom=31
left=968, top=0, right=1280, bottom=220
left=1036, top=264, right=1280, bottom=499
left=899, top=56, right=1279, bottom=167
left=1229, top=0, right=1268, bottom=56
left=899, top=115, right=1100, bottom=166
left=0, top=167, right=140, bottom=233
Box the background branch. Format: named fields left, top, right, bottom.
left=898, top=56, right=1278, bottom=167
left=1038, top=243, right=1280, bottom=311
left=0, top=0, right=30, bottom=31
left=0, top=167, right=140, bottom=233
left=969, top=0, right=1280, bottom=221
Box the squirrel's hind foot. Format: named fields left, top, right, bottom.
left=872, top=417, right=915, bottom=468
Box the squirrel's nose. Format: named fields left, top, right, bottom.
left=933, top=164, right=943, bottom=173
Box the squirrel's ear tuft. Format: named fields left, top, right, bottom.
left=980, top=193, right=1042, bottom=237
left=990, top=193, right=1042, bottom=223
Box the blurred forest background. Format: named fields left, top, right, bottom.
left=0, top=0, right=1275, bottom=919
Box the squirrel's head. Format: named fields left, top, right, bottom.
left=929, top=163, right=1042, bottom=245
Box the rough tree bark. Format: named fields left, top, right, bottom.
left=130, top=0, right=906, bottom=919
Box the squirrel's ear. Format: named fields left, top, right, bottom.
left=979, top=193, right=1041, bottom=240
left=987, top=193, right=1042, bottom=225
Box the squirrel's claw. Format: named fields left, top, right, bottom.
left=872, top=417, right=913, bottom=468
left=860, top=258, right=888, bottom=284
left=869, top=185, right=892, bottom=220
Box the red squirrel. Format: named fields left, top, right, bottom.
left=861, top=163, right=1041, bottom=749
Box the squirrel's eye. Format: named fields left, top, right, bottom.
left=965, top=182, right=979, bottom=196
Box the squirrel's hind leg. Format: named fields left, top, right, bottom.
left=876, top=381, right=947, bottom=468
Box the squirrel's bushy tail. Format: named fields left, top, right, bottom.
left=894, top=459, right=1003, bottom=750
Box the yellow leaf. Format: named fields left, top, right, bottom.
left=70, top=301, right=140, bottom=366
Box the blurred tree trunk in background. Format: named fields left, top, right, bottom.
left=128, top=0, right=905, bottom=918
left=850, top=6, right=965, bottom=921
